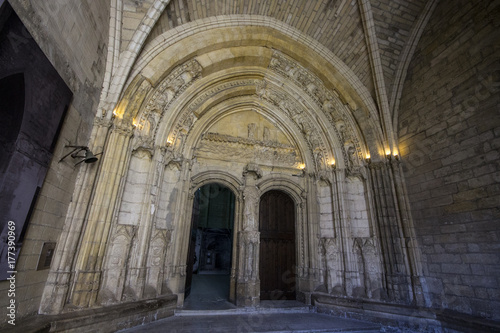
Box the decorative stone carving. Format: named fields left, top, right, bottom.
left=247, top=123, right=257, bottom=139
left=196, top=132, right=301, bottom=168
left=242, top=187, right=260, bottom=231
left=268, top=50, right=364, bottom=165
left=98, top=225, right=137, bottom=305
left=321, top=237, right=343, bottom=295
left=352, top=237, right=384, bottom=300
left=131, top=135, right=154, bottom=157
left=144, top=229, right=172, bottom=298
left=236, top=230, right=260, bottom=306
left=255, top=79, right=328, bottom=172
left=135, top=59, right=202, bottom=141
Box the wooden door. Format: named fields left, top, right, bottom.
left=259, top=190, right=296, bottom=300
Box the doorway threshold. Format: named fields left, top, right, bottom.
left=176, top=300, right=313, bottom=316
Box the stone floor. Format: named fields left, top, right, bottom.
left=183, top=273, right=236, bottom=310
left=117, top=275, right=380, bottom=333
left=117, top=311, right=381, bottom=332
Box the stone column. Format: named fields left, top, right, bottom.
left=331, top=167, right=357, bottom=297
left=163, top=157, right=192, bottom=302
left=236, top=164, right=262, bottom=306
left=367, top=159, right=417, bottom=304
left=40, top=117, right=112, bottom=314
left=69, top=120, right=134, bottom=308
left=389, top=157, right=429, bottom=306
left=123, top=146, right=167, bottom=301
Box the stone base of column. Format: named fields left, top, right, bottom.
left=236, top=281, right=260, bottom=307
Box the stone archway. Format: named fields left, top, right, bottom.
left=184, top=182, right=236, bottom=308
left=41, top=21, right=419, bottom=315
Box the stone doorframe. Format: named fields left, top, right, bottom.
left=184, top=170, right=243, bottom=305
left=174, top=168, right=315, bottom=307
left=257, top=175, right=317, bottom=305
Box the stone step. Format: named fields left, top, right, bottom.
left=175, top=306, right=314, bottom=316
left=175, top=301, right=314, bottom=316
left=119, top=311, right=381, bottom=333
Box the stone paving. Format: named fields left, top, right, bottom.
left=118, top=311, right=380, bottom=333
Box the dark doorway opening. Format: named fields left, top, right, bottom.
left=184, top=183, right=235, bottom=309
left=259, top=190, right=296, bottom=300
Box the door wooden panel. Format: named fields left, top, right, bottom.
left=259, top=190, right=296, bottom=300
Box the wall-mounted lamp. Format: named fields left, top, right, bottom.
left=59, top=145, right=102, bottom=166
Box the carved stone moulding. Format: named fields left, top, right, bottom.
left=268, top=50, right=365, bottom=167
left=134, top=59, right=203, bottom=143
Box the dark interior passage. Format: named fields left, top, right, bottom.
left=184, top=183, right=235, bottom=308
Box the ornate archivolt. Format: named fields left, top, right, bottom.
left=132, top=59, right=203, bottom=151
left=131, top=51, right=371, bottom=174
left=267, top=51, right=366, bottom=170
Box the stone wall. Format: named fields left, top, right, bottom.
left=398, top=0, right=500, bottom=320
left=0, top=0, right=109, bottom=322
left=8, top=0, right=109, bottom=122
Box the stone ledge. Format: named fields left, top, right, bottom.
left=312, top=293, right=500, bottom=333
left=1, top=294, right=177, bottom=333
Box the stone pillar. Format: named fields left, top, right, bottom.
left=331, top=167, right=358, bottom=297
left=144, top=147, right=172, bottom=298
left=367, top=159, right=419, bottom=304
left=40, top=117, right=112, bottom=314
left=389, top=157, right=429, bottom=306
left=69, top=120, right=134, bottom=308
left=163, top=157, right=192, bottom=302
left=123, top=146, right=167, bottom=301
left=236, top=164, right=262, bottom=306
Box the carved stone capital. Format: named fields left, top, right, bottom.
left=112, top=120, right=134, bottom=137
left=243, top=163, right=263, bottom=180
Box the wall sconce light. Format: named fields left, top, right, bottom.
left=59, top=145, right=102, bottom=166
